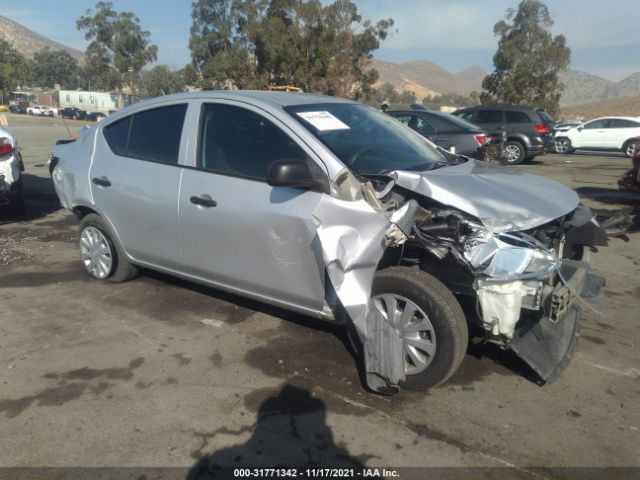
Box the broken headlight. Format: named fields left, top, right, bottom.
left=464, top=232, right=561, bottom=281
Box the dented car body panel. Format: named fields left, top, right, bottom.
left=50, top=91, right=608, bottom=392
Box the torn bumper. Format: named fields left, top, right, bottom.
left=481, top=260, right=609, bottom=383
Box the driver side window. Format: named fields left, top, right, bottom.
left=198, top=103, right=308, bottom=181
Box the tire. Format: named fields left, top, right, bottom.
left=623, top=139, right=637, bottom=158
left=371, top=267, right=468, bottom=390
left=78, top=213, right=138, bottom=282
left=503, top=140, right=525, bottom=164
left=555, top=137, right=573, bottom=154
left=7, top=178, right=25, bottom=215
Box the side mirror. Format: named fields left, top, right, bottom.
left=577, top=126, right=583, bottom=131
left=266, top=159, right=326, bottom=191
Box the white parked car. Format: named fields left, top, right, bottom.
left=27, top=105, right=54, bottom=117
left=0, top=124, right=25, bottom=214
left=555, top=116, right=640, bottom=157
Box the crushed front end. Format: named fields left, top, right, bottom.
left=406, top=202, right=609, bottom=383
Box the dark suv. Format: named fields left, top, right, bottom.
left=453, top=106, right=553, bottom=164
left=59, top=108, right=87, bottom=120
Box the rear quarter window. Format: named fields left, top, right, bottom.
left=505, top=111, right=532, bottom=123
left=103, top=104, right=188, bottom=164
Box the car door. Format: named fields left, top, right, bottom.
left=573, top=119, right=610, bottom=148
left=606, top=119, right=640, bottom=149
left=178, top=101, right=327, bottom=314
left=90, top=103, right=188, bottom=269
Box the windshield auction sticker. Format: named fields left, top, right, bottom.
left=296, top=111, right=350, bottom=131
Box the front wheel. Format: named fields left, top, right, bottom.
left=623, top=140, right=637, bottom=158
left=555, top=137, right=573, bottom=154
left=78, top=214, right=138, bottom=282
left=371, top=267, right=468, bottom=390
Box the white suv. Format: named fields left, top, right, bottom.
left=555, top=116, right=640, bottom=157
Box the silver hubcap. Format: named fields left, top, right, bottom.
left=626, top=143, right=636, bottom=157
left=80, top=226, right=113, bottom=279
left=504, top=144, right=521, bottom=163
left=372, top=294, right=437, bottom=375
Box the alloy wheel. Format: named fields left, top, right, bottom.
left=504, top=144, right=521, bottom=163
left=625, top=142, right=636, bottom=157
left=555, top=139, right=571, bottom=154
left=372, top=293, right=437, bottom=375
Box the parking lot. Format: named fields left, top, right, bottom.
left=1, top=114, right=639, bottom=473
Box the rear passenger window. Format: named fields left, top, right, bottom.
left=104, top=117, right=131, bottom=156
left=610, top=119, right=640, bottom=128
left=198, top=103, right=308, bottom=181
left=103, top=104, right=187, bottom=164
left=476, top=110, right=503, bottom=123
left=505, top=111, right=531, bottom=123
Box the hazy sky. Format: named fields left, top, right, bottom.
left=2, top=0, right=639, bottom=81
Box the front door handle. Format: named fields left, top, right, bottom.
left=92, top=176, right=111, bottom=187
left=190, top=195, right=217, bottom=208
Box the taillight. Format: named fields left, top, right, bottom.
left=0, top=138, right=14, bottom=156
left=535, top=123, right=551, bottom=134
left=475, top=135, right=490, bottom=145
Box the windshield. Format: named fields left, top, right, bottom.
left=285, top=103, right=445, bottom=175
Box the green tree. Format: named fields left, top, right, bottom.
left=0, top=39, right=29, bottom=95
left=30, top=47, right=79, bottom=89
left=77, top=1, right=158, bottom=95
left=188, top=0, right=393, bottom=98
left=140, top=65, right=186, bottom=98
left=189, top=0, right=256, bottom=89
left=481, top=0, right=570, bottom=115
left=422, top=92, right=478, bottom=109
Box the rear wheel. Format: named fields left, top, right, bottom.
left=78, top=214, right=138, bottom=282
left=371, top=267, right=468, bottom=390
left=503, top=140, right=525, bottom=164
left=623, top=139, right=637, bottom=158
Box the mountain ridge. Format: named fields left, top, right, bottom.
left=0, top=15, right=84, bottom=62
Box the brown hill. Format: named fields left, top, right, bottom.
left=616, top=72, right=640, bottom=98
left=559, top=69, right=616, bottom=106
left=0, top=15, right=84, bottom=62
left=371, top=59, right=477, bottom=99
left=561, top=94, right=640, bottom=119
left=455, top=66, right=486, bottom=92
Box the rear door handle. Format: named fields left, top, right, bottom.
left=190, top=195, right=217, bottom=208
left=92, top=176, right=111, bottom=187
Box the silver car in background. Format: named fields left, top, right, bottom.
left=50, top=91, right=608, bottom=393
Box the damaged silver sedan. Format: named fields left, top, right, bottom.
left=50, top=92, right=608, bottom=394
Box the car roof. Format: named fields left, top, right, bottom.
left=455, top=104, right=537, bottom=112
left=588, top=116, right=640, bottom=121
left=135, top=90, right=354, bottom=109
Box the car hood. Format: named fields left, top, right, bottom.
left=390, top=160, right=580, bottom=232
